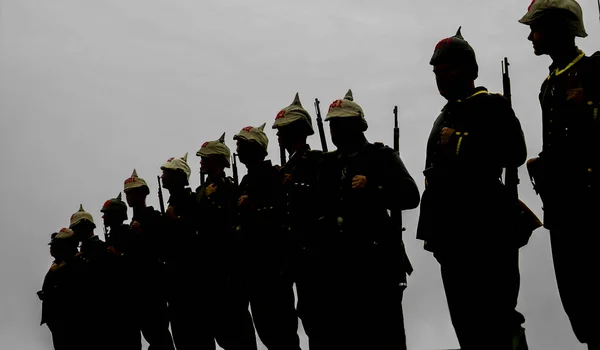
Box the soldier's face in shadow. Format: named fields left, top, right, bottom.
left=527, top=17, right=575, bottom=57
left=236, top=140, right=266, bottom=165
left=276, top=125, right=307, bottom=152
left=161, top=169, right=177, bottom=190
left=433, top=63, right=473, bottom=100
left=71, top=221, right=95, bottom=241
left=200, top=156, right=223, bottom=174
left=102, top=211, right=124, bottom=228
left=125, top=188, right=147, bottom=208
left=329, top=119, right=362, bottom=150
left=528, top=23, right=551, bottom=56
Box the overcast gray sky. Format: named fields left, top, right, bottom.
left=1, top=0, right=599, bottom=349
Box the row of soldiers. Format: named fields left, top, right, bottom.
left=38, top=1, right=600, bottom=349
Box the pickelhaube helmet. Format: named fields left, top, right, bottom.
left=196, top=132, right=232, bottom=168
left=101, top=192, right=128, bottom=220
left=48, top=228, right=76, bottom=245
left=233, top=123, right=269, bottom=151
left=324, top=89, right=368, bottom=131
left=124, top=169, right=149, bottom=193
left=272, top=93, right=315, bottom=135
left=430, top=27, right=479, bottom=79
left=161, top=153, right=192, bottom=185
left=69, top=204, right=96, bottom=229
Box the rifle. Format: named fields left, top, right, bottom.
left=157, top=175, right=165, bottom=215
left=200, top=172, right=206, bottom=187
left=501, top=57, right=543, bottom=245
left=391, top=105, right=410, bottom=279
left=232, top=153, right=239, bottom=186
left=280, top=145, right=287, bottom=167
left=314, top=98, right=328, bottom=152
left=502, top=58, right=519, bottom=200
left=393, top=106, right=399, bottom=153
left=391, top=106, right=406, bottom=233
left=103, top=225, right=110, bottom=242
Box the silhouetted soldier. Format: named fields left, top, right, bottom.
left=38, top=228, right=81, bottom=350
left=314, top=89, right=420, bottom=349
left=417, top=28, right=528, bottom=349
left=101, top=192, right=140, bottom=350
left=123, top=169, right=175, bottom=350
left=271, top=93, right=323, bottom=349
left=234, top=124, right=301, bottom=350
left=159, top=153, right=204, bottom=350
left=519, top=1, right=600, bottom=349
left=194, top=133, right=257, bottom=350
left=69, top=205, right=110, bottom=350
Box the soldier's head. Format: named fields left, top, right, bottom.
left=49, top=228, right=78, bottom=260
left=123, top=169, right=150, bottom=208
left=325, top=89, right=367, bottom=149
left=160, top=153, right=191, bottom=190
left=272, top=93, right=314, bottom=152
left=430, top=27, right=478, bottom=100
left=233, top=124, right=269, bottom=165
left=519, top=0, right=586, bottom=56
left=101, top=193, right=128, bottom=228
left=196, top=133, right=231, bottom=175
left=69, top=205, right=96, bottom=241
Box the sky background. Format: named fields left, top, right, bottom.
left=1, top=0, right=599, bottom=349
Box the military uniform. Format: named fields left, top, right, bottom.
left=194, top=134, right=257, bottom=350
left=159, top=154, right=207, bottom=350
left=124, top=170, right=175, bottom=350
left=419, top=29, right=529, bottom=348
left=68, top=205, right=111, bottom=350
left=39, top=229, right=82, bottom=350
left=520, top=1, right=600, bottom=345
left=272, top=93, right=323, bottom=348
left=313, top=90, right=420, bottom=349
left=234, top=124, right=301, bottom=350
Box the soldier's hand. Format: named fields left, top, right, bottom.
left=352, top=175, right=367, bottom=189
left=205, top=183, right=218, bottom=197
left=238, top=195, right=250, bottom=208
left=440, top=127, right=456, bottom=146
left=283, top=173, right=293, bottom=185
left=107, top=246, right=120, bottom=256
left=130, top=221, right=142, bottom=233
left=165, top=206, right=177, bottom=219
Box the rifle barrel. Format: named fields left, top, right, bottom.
left=393, top=106, right=399, bottom=153
left=232, top=153, right=239, bottom=186
left=502, top=57, right=519, bottom=200
left=157, top=175, right=165, bottom=215
left=280, top=145, right=286, bottom=166
left=314, top=98, right=328, bottom=152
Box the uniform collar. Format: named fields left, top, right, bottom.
left=288, top=144, right=311, bottom=163
left=456, top=86, right=488, bottom=103
left=548, top=49, right=585, bottom=80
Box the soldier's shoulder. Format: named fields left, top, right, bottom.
left=585, top=51, right=600, bottom=72
left=370, top=141, right=393, bottom=151
left=304, top=149, right=324, bottom=162
left=367, top=142, right=396, bottom=158
left=322, top=150, right=339, bottom=160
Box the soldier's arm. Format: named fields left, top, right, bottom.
left=368, top=148, right=420, bottom=211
